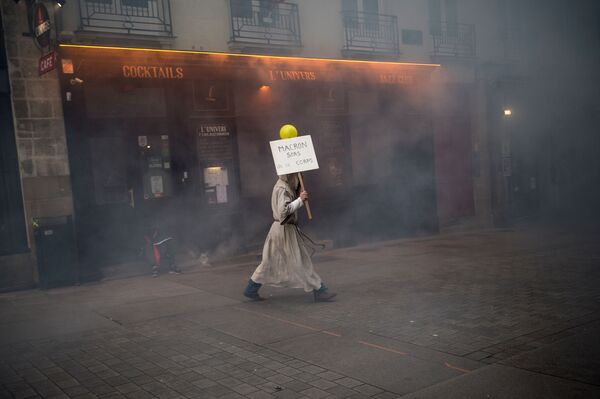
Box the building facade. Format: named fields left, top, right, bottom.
left=1, top=0, right=598, bottom=291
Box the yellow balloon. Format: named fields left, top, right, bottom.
left=279, top=124, right=298, bottom=139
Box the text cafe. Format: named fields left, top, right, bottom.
left=57, top=44, right=441, bottom=277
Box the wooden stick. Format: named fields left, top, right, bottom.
left=297, top=172, right=313, bottom=220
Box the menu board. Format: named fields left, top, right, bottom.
left=196, top=123, right=234, bottom=162
left=194, top=120, right=238, bottom=205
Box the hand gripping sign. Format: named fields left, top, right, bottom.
left=270, top=125, right=319, bottom=219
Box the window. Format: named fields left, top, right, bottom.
left=342, top=0, right=380, bottom=14
left=363, top=0, right=379, bottom=30
left=232, top=0, right=253, bottom=19
left=232, top=0, right=279, bottom=24
left=402, top=29, right=423, bottom=45
left=363, top=0, right=378, bottom=14
left=342, top=0, right=358, bottom=13
left=445, top=0, right=458, bottom=36
left=342, top=0, right=380, bottom=30
left=88, top=0, right=148, bottom=5
left=84, top=84, right=167, bottom=119
left=259, top=0, right=279, bottom=25
left=123, top=0, right=148, bottom=7
left=428, top=0, right=458, bottom=35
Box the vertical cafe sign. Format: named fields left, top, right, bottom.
left=32, top=2, right=56, bottom=76
left=33, top=2, right=51, bottom=48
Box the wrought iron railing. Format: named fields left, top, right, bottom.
left=342, top=11, right=399, bottom=55
left=229, top=0, right=302, bottom=47
left=79, top=0, right=173, bottom=36
left=430, top=21, right=476, bottom=58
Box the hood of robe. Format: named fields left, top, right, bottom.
left=278, top=173, right=300, bottom=195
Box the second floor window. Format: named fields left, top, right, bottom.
left=232, top=0, right=280, bottom=23
left=428, top=0, right=458, bottom=35
left=343, top=0, right=380, bottom=30
left=88, top=0, right=150, bottom=9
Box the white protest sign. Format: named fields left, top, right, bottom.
left=270, top=135, right=319, bottom=175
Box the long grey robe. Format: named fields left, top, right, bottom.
left=251, top=175, right=322, bottom=292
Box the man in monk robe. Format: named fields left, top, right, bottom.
left=243, top=174, right=336, bottom=302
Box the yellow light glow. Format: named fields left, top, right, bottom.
left=58, top=44, right=441, bottom=68
left=259, top=85, right=270, bottom=91
left=504, top=109, right=513, bottom=116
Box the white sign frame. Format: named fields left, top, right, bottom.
left=270, top=135, right=319, bottom=175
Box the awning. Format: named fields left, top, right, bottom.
left=58, top=44, right=440, bottom=86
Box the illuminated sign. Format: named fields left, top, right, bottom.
left=38, top=52, right=56, bottom=76
left=379, top=74, right=415, bottom=84
left=33, top=3, right=51, bottom=48
left=122, top=65, right=184, bottom=79
left=269, top=70, right=317, bottom=81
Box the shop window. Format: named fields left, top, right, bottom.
left=90, top=137, right=129, bottom=205
left=85, top=84, right=167, bottom=119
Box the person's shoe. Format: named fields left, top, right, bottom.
left=243, top=279, right=264, bottom=301
left=243, top=291, right=265, bottom=301
left=314, top=290, right=337, bottom=302
left=152, top=266, right=159, bottom=278
left=169, top=267, right=182, bottom=274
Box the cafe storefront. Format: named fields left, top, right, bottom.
left=57, top=44, right=442, bottom=277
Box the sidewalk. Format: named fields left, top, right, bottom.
left=1, top=227, right=600, bottom=398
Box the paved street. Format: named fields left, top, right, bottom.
left=1, top=227, right=600, bottom=398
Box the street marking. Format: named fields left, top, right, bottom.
left=444, top=362, right=471, bottom=373
left=234, top=307, right=335, bottom=335
left=357, top=340, right=408, bottom=355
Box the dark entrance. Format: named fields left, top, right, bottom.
left=62, top=70, right=243, bottom=275
left=63, top=78, right=191, bottom=274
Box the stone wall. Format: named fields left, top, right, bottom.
left=0, top=0, right=73, bottom=291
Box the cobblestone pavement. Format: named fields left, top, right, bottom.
left=1, top=320, right=393, bottom=399
left=1, top=227, right=600, bottom=398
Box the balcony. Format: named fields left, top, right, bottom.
left=229, top=0, right=302, bottom=52
left=430, top=21, right=476, bottom=58
left=78, top=0, right=173, bottom=37
left=342, top=11, right=399, bottom=58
